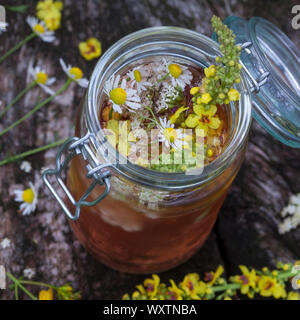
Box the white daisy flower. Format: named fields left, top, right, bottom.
left=166, top=62, right=193, bottom=89
left=14, top=182, right=38, bottom=216
left=158, top=117, right=187, bottom=151
left=104, top=74, right=141, bottom=114
left=20, top=161, right=32, bottom=173
left=29, top=65, right=56, bottom=95
left=126, top=67, right=152, bottom=93
left=0, top=21, right=8, bottom=34
left=59, top=58, right=89, bottom=88
left=26, top=16, right=55, bottom=43
left=0, top=238, right=11, bottom=249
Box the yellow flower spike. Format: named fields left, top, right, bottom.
left=204, top=65, right=216, bottom=78
left=109, top=88, right=127, bottom=105
left=168, top=64, right=182, bottom=79
left=79, top=38, right=102, bottom=61
left=22, top=189, right=35, bottom=204
left=200, top=93, right=212, bottom=104
left=39, top=288, right=54, bottom=300
left=69, top=67, right=83, bottom=80
left=133, top=69, right=142, bottom=82
left=190, top=87, right=200, bottom=95
left=228, top=88, right=240, bottom=101
left=36, top=72, right=48, bottom=84
left=33, top=24, right=45, bottom=34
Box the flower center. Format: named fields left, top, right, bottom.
left=163, top=127, right=178, bottom=143
left=36, top=72, right=48, bottom=84
left=33, top=24, right=45, bottom=34
left=69, top=67, right=83, bottom=80
left=133, top=70, right=142, bottom=83
left=168, top=64, right=182, bottom=79
left=110, top=88, right=127, bottom=105
left=22, top=189, right=35, bottom=204
left=264, top=280, right=274, bottom=290
left=201, top=115, right=210, bottom=124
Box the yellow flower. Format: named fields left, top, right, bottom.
left=227, top=88, right=239, bottom=101
left=236, top=265, right=258, bottom=297
left=198, top=93, right=212, bottom=104
left=167, top=280, right=184, bottom=300
left=204, top=65, right=216, bottom=78
left=39, top=288, right=54, bottom=300
left=185, top=104, right=221, bottom=135
left=168, top=64, right=182, bottom=78
left=287, top=291, right=300, bottom=300
left=144, top=274, right=160, bottom=299
left=79, top=38, right=102, bottom=61
left=190, top=87, right=200, bottom=95
left=36, top=0, right=63, bottom=30
left=258, top=276, right=287, bottom=299
left=181, top=273, right=206, bottom=299
left=209, top=265, right=224, bottom=286
left=170, top=106, right=188, bottom=124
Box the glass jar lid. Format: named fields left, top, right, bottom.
left=213, top=16, right=300, bottom=148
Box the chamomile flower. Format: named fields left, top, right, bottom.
left=104, top=74, right=141, bottom=113
left=158, top=117, right=187, bottom=151
left=14, top=182, right=38, bottom=216
left=167, top=62, right=193, bottom=89
left=20, top=161, right=32, bottom=173
left=59, top=58, right=89, bottom=88
left=0, top=22, right=8, bottom=34
left=26, top=16, right=56, bottom=43
left=126, top=67, right=151, bottom=93
left=29, top=65, right=56, bottom=95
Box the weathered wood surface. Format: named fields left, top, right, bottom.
left=0, top=0, right=299, bottom=299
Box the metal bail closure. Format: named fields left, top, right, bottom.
left=42, top=133, right=111, bottom=221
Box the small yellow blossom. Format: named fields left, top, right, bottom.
left=144, top=274, right=160, bottom=299
left=168, top=64, right=182, bottom=78
left=228, top=88, right=239, bottom=101
left=181, top=273, right=206, bottom=299
left=79, top=38, right=102, bottom=61
left=204, top=65, right=216, bottom=78
left=170, top=106, right=188, bottom=124
left=236, top=265, right=258, bottom=297
left=209, top=265, right=224, bottom=286
left=199, top=93, right=212, bottom=104
left=133, top=70, right=142, bottom=82
left=190, top=87, right=200, bottom=95
left=185, top=104, right=221, bottom=135
left=39, top=288, right=54, bottom=300
left=168, top=279, right=184, bottom=300
left=37, top=0, right=63, bottom=30
left=258, top=276, right=287, bottom=299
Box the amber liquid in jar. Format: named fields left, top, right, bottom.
left=67, top=57, right=245, bottom=273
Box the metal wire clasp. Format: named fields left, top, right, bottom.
left=42, top=133, right=111, bottom=221
left=239, top=41, right=270, bottom=93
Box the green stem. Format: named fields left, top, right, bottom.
left=18, top=280, right=57, bottom=290
left=6, top=272, right=37, bottom=300
left=0, top=81, right=37, bottom=119
left=157, top=72, right=170, bottom=83
left=212, top=283, right=241, bottom=293
left=15, top=283, right=19, bottom=300
left=278, top=270, right=299, bottom=280
left=0, top=139, right=66, bottom=166
left=0, top=78, right=72, bottom=137
left=0, top=33, right=36, bottom=64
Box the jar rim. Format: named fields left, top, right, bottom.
left=86, top=26, right=252, bottom=190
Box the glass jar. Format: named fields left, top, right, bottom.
left=43, top=17, right=300, bottom=274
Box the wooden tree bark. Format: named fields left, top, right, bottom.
left=0, top=0, right=299, bottom=299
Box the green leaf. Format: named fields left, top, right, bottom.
left=5, top=5, right=30, bottom=13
